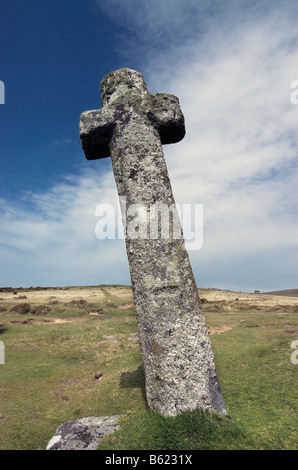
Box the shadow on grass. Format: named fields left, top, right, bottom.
left=0, top=325, right=8, bottom=335
left=120, top=365, right=146, bottom=403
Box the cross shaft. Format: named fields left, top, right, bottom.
left=80, top=68, right=226, bottom=416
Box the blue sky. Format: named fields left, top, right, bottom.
left=0, top=0, right=297, bottom=292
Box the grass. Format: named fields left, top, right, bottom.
left=0, top=285, right=297, bottom=450
left=98, top=409, right=251, bottom=450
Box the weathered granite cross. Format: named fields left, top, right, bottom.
left=80, top=68, right=226, bottom=416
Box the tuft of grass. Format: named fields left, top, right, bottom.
left=98, top=409, right=252, bottom=450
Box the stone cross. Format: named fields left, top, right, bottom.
left=80, top=68, right=226, bottom=416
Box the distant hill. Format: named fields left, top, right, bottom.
left=262, top=289, right=298, bottom=298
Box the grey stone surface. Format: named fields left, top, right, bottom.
left=80, top=68, right=226, bottom=416
left=46, top=415, right=125, bottom=450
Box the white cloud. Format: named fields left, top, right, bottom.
left=159, top=12, right=298, bottom=290
left=95, top=0, right=298, bottom=290
left=0, top=169, right=130, bottom=287
left=2, top=1, right=297, bottom=291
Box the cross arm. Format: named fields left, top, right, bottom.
left=148, top=93, right=186, bottom=145
left=80, top=109, right=115, bottom=160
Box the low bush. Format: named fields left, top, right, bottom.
left=31, top=305, right=52, bottom=315
left=10, top=303, right=31, bottom=314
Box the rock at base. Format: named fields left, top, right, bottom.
left=46, top=414, right=126, bottom=450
